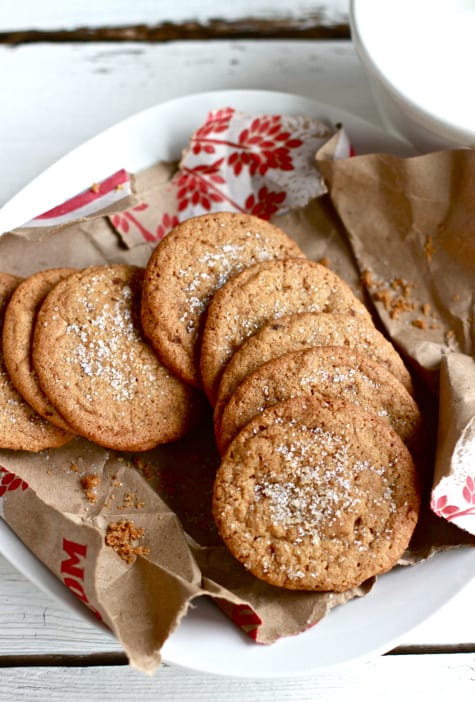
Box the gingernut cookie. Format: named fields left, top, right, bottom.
left=214, top=311, right=413, bottom=432
left=201, top=258, right=372, bottom=404
left=2, top=268, right=77, bottom=432
left=0, top=273, right=72, bottom=451
left=213, top=396, right=421, bottom=592
left=33, top=265, right=203, bottom=451
left=217, top=346, right=421, bottom=454
left=141, top=211, right=304, bottom=389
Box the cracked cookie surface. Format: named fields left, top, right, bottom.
left=2, top=267, right=77, bottom=432
left=217, top=346, right=421, bottom=454
left=201, top=258, right=372, bottom=405
left=213, top=396, right=420, bottom=592
left=0, top=272, right=72, bottom=451
left=141, top=212, right=304, bottom=389
left=33, top=265, right=203, bottom=451
left=214, top=311, right=413, bottom=433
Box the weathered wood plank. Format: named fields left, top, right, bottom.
left=0, top=1, right=349, bottom=32
left=0, top=655, right=474, bottom=702
left=0, top=555, right=121, bottom=655
left=0, top=554, right=474, bottom=659
left=0, top=19, right=350, bottom=45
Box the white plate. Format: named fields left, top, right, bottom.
left=0, top=90, right=474, bottom=677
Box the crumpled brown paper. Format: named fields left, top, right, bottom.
left=317, top=147, right=475, bottom=537
left=1, top=139, right=474, bottom=676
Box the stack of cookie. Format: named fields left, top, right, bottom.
left=141, top=211, right=422, bottom=593
left=0, top=211, right=422, bottom=594
left=0, top=266, right=202, bottom=453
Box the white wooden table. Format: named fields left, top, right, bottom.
left=0, top=2, right=474, bottom=699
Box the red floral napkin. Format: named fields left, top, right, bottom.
left=22, top=169, right=132, bottom=229
left=109, top=107, right=349, bottom=243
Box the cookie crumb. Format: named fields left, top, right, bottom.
left=122, top=492, right=134, bottom=509
left=411, top=319, right=427, bottom=329
left=117, top=491, right=145, bottom=511
left=105, top=519, right=150, bottom=564
left=69, top=462, right=80, bottom=472
left=361, top=269, right=374, bottom=289
left=81, top=473, right=101, bottom=503
left=370, top=276, right=416, bottom=319
left=372, top=288, right=392, bottom=311
left=90, top=182, right=100, bottom=193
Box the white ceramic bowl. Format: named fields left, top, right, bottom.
left=350, top=0, right=475, bottom=151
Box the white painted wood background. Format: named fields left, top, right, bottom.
left=0, top=1, right=349, bottom=31
left=0, top=2, right=474, bottom=700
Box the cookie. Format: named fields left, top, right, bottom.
left=213, top=396, right=420, bottom=592
left=141, top=211, right=305, bottom=389
left=217, top=346, right=421, bottom=454
left=33, top=265, right=203, bottom=451
left=201, top=258, right=372, bottom=404
left=0, top=273, right=73, bottom=451
left=214, top=311, right=413, bottom=431
left=2, top=268, right=77, bottom=431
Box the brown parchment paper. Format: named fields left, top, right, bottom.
left=317, top=147, right=475, bottom=537
left=1, top=150, right=474, bottom=675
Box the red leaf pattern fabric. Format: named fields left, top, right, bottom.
left=0, top=467, right=29, bottom=499
left=177, top=108, right=333, bottom=220
left=110, top=204, right=158, bottom=241
left=28, top=169, right=132, bottom=229
left=431, top=473, right=475, bottom=532
left=108, top=107, right=346, bottom=242
left=156, top=212, right=180, bottom=241
left=230, top=604, right=262, bottom=641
